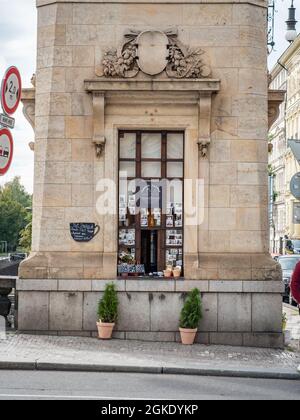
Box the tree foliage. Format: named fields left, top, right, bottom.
left=179, top=288, right=202, bottom=329
left=97, top=283, right=119, bottom=323
left=19, top=221, right=32, bottom=252
left=0, top=177, right=31, bottom=208
left=0, top=177, right=32, bottom=251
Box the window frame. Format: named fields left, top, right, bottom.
left=118, top=130, right=185, bottom=276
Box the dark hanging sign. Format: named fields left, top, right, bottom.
left=290, top=172, right=300, bottom=200
left=70, top=223, right=100, bottom=242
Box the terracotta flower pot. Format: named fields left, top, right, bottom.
left=97, top=321, right=115, bottom=340
left=179, top=328, right=198, bottom=345
left=173, top=269, right=181, bottom=278
left=164, top=270, right=172, bottom=278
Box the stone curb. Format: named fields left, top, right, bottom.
left=0, top=360, right=299, bottom=380
left=0, top=361, right=36, bottom=370
left=162, top=366, right=300, bottom=380
left=37, top=362, right=163, bottom=374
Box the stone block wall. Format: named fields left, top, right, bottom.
left=16, top=278, right=284, bottom=348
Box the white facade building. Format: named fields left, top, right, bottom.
left=269, top=34, right=300, bottom=253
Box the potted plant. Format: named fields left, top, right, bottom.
left=179, top=288, right=202, bottom=345
left=97, top=283, right=119, bottom=340
left=173, top=266, right=182, bottom=278
left=164, top=268, right=172, bottom=278
left=118, top=263, right=130, bottom=278
left=118, top=253, right=135, bottom=278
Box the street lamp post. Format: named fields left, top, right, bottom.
left=268, top=0, right=276, bottom=52
left=286, top=0, right=298, bottom=43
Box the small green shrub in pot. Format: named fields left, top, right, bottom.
left=97, top=283, right=119, bottom=339
left=179, top=288, right=202, bottom=345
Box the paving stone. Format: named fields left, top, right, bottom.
left=0, top=333, right=298, bottom=372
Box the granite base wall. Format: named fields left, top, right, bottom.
left=16, top=279, right=284, bottom=349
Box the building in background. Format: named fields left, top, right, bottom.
left=269, top=34, right=300, bottom=254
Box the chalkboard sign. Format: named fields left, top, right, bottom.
left=70, top=223, right=100, bottom=242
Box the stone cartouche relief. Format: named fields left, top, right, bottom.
left=94, top=29, right=213, bottom=158
left=96, top=29, right=211, bottom=79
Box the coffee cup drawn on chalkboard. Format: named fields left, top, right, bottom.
left=70, top=223, right=100, bottom=242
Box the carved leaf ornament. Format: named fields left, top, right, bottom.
left=97, top=29, right=211, bottom=79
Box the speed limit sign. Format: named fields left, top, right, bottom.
left=0, top=128, right=13, bottom=176
left=1, top=67, right=22, bottom=116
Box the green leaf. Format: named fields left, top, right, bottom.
left=0, top=177, right=32, bottom=252
left=179, top=288, right=202, bottom=329
left=97, top=283, right=119, bottom=323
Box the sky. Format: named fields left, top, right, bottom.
left=0, top=0, right=297, bottom=194
left=0, top=0, right=36, bottom=194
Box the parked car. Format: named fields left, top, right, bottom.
left=0, top=146, right=9, bottom=158
left=277, top=255, right=300, bottom=306
left=9, top=253, right=27, bottom=262
left=291, top=239, right=300, bottom=254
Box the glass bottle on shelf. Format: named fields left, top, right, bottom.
left=149, top=210, right=156, bottom=228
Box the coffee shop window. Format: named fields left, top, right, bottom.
left=118, top=131, right=184, bottom=279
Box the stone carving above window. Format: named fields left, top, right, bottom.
left=167, top=39, right=210, bottom=79
left=96, top=29, right=211, bottom=79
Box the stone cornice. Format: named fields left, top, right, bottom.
left=16, top=278, right=283, bottom=293
left=85, top=77, right=220, bottom=159
left=270, top=34, right=300, bottom=78
left=37, top=0, right=267, bottom=8
left=84, top=78, right=220, bottom=93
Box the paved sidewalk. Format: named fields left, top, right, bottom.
left=0, top=333, right=299, bottom=380
left=284, top=304, right=300, bottom=350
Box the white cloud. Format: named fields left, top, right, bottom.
left=0, top=0, right=36, bottom=194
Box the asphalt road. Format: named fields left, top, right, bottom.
left=0, top=371, right=299, bottom=400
